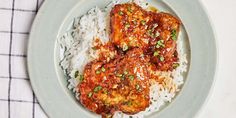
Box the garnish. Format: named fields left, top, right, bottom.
left=129, top=75, right=134, bottom=81
left=136, top=84, right=140, bottom=91
left=141, top=20, right=146, bottom=25
left=127, top=101, right=132, bottom=106
left=101, top=67, right=106, bottom=72
left=153, top=51, right=159, bottom=56
left=123, top=45, right=129, bottom=51
left=88, top=92, right=93, bottom=98
left=92, top=47, right=97, bottom=50
left=127, top=6, right=133, bottom=13
left=79, top=75, right=84, bottom=81
left=125, top=23, right=130, bottom=30
left=118, top=11, right=123, bottom=15
left=132, top=20, right=137, bottom=25
left=172, top=63, right=180, bottom=69
left=74, top=71, right=79, bottom=78
left=156, top=40, right=165, bottom=48
left=171, top=29, right=177, bottom=40
left=124, top=70, right=128, bottom=75
left=96, top=70, right=101, bottom=74
left=116, top=73, right=123, bottom=77
left=94, top=86, right=102, bottom=92
left=159, top=56, right=165, bottom=62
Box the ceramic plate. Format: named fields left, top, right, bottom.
left=28, top=0, right=217, bottom=118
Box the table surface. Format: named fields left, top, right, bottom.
left=0, top=0, right=235, bottom=118
left=198, top=0, right=236, bottom=118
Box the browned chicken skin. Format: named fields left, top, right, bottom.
left=78, top=2, right=181, bottom=118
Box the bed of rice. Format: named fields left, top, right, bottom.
left=59, top=0, right=187, bottom=117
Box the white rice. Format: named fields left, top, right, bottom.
left=59, top=0, right=187, bottom=117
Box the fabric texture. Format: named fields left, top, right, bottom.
left=0, top=0, right=47, bottom=117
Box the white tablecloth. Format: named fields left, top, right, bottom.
left=0, top=0, right=235, bottom=118
left=0, top=0, right=47, bottom=117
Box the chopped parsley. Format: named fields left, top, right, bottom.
left=153, top=51, right=159, bottom=56
left=88, top=92, right=93, bottom=98
left=121, top=75, right=125, bottom=80
left=118, top=11, right=123, bottom=15
left=141, top=20, right=146, bottom=25
left=127, top=101, right=132, bottom=106
left=101, top=67, right=106, bottom=72
left=172, top=63, right=180, bottom=69
left=96, top=70, right=101, bottom=74
left=92, top=47, right=97, bottom=50
left=125, top=23, right=130, bottom=30
left=171, top=29, right=177, bottom=40
left=132, top=20, right=137, bottom=25
left=127, top=6, right=133, bottom=13
left=136, top=84, right=140, bottom=91
left=159, top=56, right=165, bottom=62
left=103, top=89, right=108, bottom=94
left=156, top=40, right=165, bottom=48
left=129, top=75, right=134, bottom=81
left=94, top=86, right=102, bottom=92
left=79, top=75, right=84, bottom=81
left=123, top=45, right=129, bottom=51
left=116, top=73, right=123, bottom=77
left=74, top=71, right=79, bottom=78
left=124, top=70, right=128, bottom=75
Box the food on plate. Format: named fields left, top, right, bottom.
left=110, top=3, right=180, bottom=71
left=59, top=0, right=187, bottom=118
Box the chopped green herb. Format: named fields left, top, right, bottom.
left=96, top=70, right=101, bottom=74
left=127, top=101, right=132, bottom=106
left=88, top=92, right=93, bottom=98
left=140, top=54, right=144, bottom=57
left=74, top=71, right=79, bottom=78
left=159, top=56, right=165, bottom=62
left=116, top=73, right=123, bottom=77
left=92, top=47, right=97, bottom=50
left=121, top=75, right=125, bottom=80
left=124, top=70, right=128, bottom=75
left=127, top=6, right=133, bottom=13
left=141, top=20, right=146, bottom=25
left=123, top=45, right=129, bottom=51
left=147, top=29, right=154, bottom=38
left=153, top=51, right=159, bottom=56
left=103, top=89, right=108, bottom=94
left=79, top=75, right=84, bottom=81
left=155, top=31, right=160, bottom=38
left=132, top=20, right=137, bottom=25
left=172, top=63, right=180, bottom=69
left=101, top=67, right=106, bottom=72
left=125, top=23, right=130, bottom=30
left=118, top=11, right=124, bottom=15
left=136, top=84, right=140, bottom=91
left=129, top=75, right=134, bottom=81
left=94, top=86, right=102, bottom=92
left=171, top=29, right=177, bottom=40
left=156, top=40, right=165, bottom=48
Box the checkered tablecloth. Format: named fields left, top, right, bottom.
left=0, top=0, right=48, bottom=117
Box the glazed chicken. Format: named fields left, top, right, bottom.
left=110, top=3, right=181, bottom=71
left=78, top=2, right=181, bottom=118
left=79, top=48, right=150, bottom=117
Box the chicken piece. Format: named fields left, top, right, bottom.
left=78, top=48, right=150, bottom=117
left=110, top=3, right=181, bottom=71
